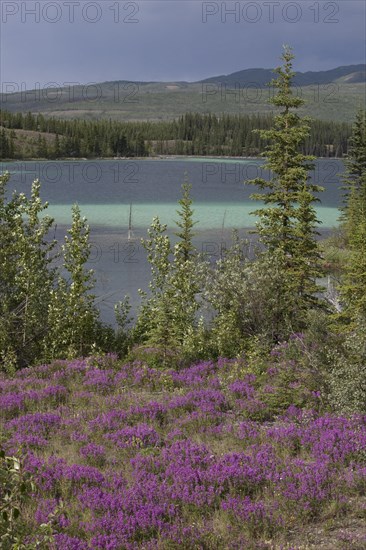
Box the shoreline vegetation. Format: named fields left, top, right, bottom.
left=1, top=49, right=365, bottom=550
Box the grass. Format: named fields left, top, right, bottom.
left=2, top=82, right=365, bottom=123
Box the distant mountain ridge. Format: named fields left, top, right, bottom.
left=198, top=64, right=366, bottom=87
left=1, top=64, right=364, bottom=124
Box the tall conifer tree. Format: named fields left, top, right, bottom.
left=247, top=46, right=323, bottom=320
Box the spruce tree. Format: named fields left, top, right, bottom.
left=174, top=176, right=197, bottom=261
left=0, top=129, right=10, bottom=159
left=135, top=180, right=204, bottom=362
left=247, top=46, right=323, bottom=326
left=171, top=179, right=202, bottom=354
left=340, top=109, right=366, bottom=238
left=339, top=109, right=366, bottom=322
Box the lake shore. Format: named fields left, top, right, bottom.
left=1, top=154, right=345, bottom=163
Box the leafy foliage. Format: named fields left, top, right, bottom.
left=326, top=319, right=366, bottom=413
left=0, top=450, right=34, bottom=548
left=45, top=205, right=101, bottom=360
left=0, top=174, right=55, bottom=369
left=0, top=175, right=108, bottom=371
left=0, top=449, right=59, bottom=549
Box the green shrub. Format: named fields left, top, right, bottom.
left=1, top=450, right=36, bottom=548
left=0, top=449, right=64, bottom=549
left=327, top=318, right=366, bottom=414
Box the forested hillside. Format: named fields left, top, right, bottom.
left=0, top=110, right=351, bottom=159
left=1, top=64, right=364, bottom=123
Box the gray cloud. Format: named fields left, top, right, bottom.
left=1, top=0, right=365, bottom=89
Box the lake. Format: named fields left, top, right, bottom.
left=1, top=157, right=345, bottom=325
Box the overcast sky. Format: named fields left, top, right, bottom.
left=1, top=0, right=365, bottom=89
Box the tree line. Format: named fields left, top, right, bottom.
left=1, top=47, right=365, bottom=414
left=0, top=108, right=351, bottom=160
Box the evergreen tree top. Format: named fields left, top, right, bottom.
left=269, top=46, right=305, bottom=111
left=174, top=174, right=198, bottom=262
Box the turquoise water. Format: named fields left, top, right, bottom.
left=43, top=201, right=340, bottom=230
left=1, top=157, right=344, bottom=229
left=1, top=158, right=344, bottom=324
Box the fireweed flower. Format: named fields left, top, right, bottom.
left=79, top=443, right=106, bottom=461
left=104, top=424, right=161, bottom=449
left=1, top=356, right=366, bottom=547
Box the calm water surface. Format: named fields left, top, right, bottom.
left=1, top=158, right=344, bottom=324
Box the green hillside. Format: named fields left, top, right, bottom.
left=1, top=65, right=364, bottom=123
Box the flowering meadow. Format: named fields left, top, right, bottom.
left=1, top=348, right=366, bottom=549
